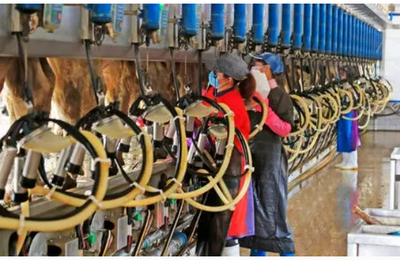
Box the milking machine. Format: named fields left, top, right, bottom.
left=0, top=4, right=393, bottom=257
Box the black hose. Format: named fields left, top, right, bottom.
left=161, top=199, right=185, bottom=256
left=85, top=40, right=99, bottom=105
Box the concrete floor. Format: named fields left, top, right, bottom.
left=241, top=131, right=395, bottom=256
left=286, top=131, right=393, bottom=256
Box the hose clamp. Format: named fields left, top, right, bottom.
left=130, top=182, right=146, bottom=194
left=88, top=195, right=103, bottom=209
left=17, top=214, right=25, bottom=235
left=45, top=186, right=58, bottom=201
left=244, top=165, right=255, bottom=173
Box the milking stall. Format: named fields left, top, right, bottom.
left=0, top=2, right=399, bottom=257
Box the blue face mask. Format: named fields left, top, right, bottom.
left=208, top=71, right=221, bottom=89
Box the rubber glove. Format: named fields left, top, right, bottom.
left=250, top=69, right=270, bottom=99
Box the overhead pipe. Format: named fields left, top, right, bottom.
left=181, top=4, right=198, bottom=37
left=16, top=4, right=42, bottom=14
left=281, top=4, right=291, bottom=49
left=337, top=7, right=344, bottom=56
left=348, top=14, right=353, bottom=58
left=252, top=4, right=264, bottom=45
left=293, top=4, right=303, bottom=50
left=303, top=4, right=312, bottom=52
left=361, top=21, right=366, bottom=59
left=318, top=4, right=326, bottom=54
left=268, top=4, right=279, bottom=48
left=142, top=4, right=161, bottom=32
left=332, top=5, right=338, bottom=55
left=311, top=4, right=320, bottom=53
left=326, top=4, right=333, bottom=55
left=343, top=12, right=348, bottom=57
left=88, top=4, right=112, bottom=25
left=210, top=4, right=225, bottom=40
left=233, top=4, right=246, bottom=43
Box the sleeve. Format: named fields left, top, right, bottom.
left=253, top=92, right=291, bottom=137
left=265, top=106, right=292, bottom=137
left=268, top=88, right=294, bottom=127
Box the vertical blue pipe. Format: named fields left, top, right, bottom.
left=281, top=4, right=291, bottom=48
left=338, top=8, right=343, bottom=56
left=319, top=4, right=326, bottom=53
left=379, top=31, right=383, bottom=60
left=353, top=17, right=357, bottom=57
left=354, top=18, right=360, bottom=58
left=368, top=25, right=372, bottom=59
left=311, top=4, right=320, bottom=52
left=293, top=4, right=303, bottom=50
left=233, top=4, right=246, bottom=43
left=268, top=4, right=279, bottom=47
left=181, top=4, right=198, bottom=37
left=361, top=22, right=366, bottom=58
left=142, top=4, right=160, bottom=31
left=210, top=4, right=225, bottom=40
left=252, top=4, right=264, bottom=45
left=16, top=4, right=42, bottom=14
left=326, top=4, right=333, bottom=54
left=343, top=12, right=348, bottom=57
left=332, top=5, right=338, bottom=55
left=303, top=4, right=312, bottom=52
left=348, top=14, right=353, bottom=57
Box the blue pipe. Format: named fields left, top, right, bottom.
left=142, top=4, right=160, bottom=31
left=303, top=4, right=312, bottom=52
left=210, top=4, right=225, bottom=40
left=252, top=4, right=264, bottom=45
left=338, top=8, right=343, bottom=56
left=348, top=14, right=353, bottom=57
left=326, top=4, right=333, bottom=54
left=343, top=12, right=348, bottom=56
left=88, top=4, right=112, bottom=24
left=355, top=19, right=360, bottom=58
left=268, top=4, right=279, bottom=47
left=233, top=4, right=246, bottom=43
left=379, top=31, right=383, bottom=60
left=332, top=5, right=339, bottom=55
left=181, top=4, right=198, bottom=37
left=368, top=25, right=372, bottom=59
left=16, top=4, right=42, bottom=14
left=293, top=4, right=303, bottom=50
left=319, top=4, right=326, bottom=53
left=311, top=4, right=320, bottom=52
left=281, top=4, right=291, bottom=49
left=361, top=22, right=366, bottom=58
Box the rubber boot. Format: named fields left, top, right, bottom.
left=335, top=153, right=348, bottom=168
left=341, top=150, right=358, bottom=170
left=222, top=240, right=240, bottom=256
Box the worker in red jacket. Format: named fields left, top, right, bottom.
left=196, top=53, right=255, bottom=256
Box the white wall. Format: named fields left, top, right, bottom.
left=383, top=29, right=400, bottom=101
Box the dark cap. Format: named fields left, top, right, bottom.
left=205, top=53, right=249, bottom=81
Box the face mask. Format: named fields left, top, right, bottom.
left=208, top=71, right=221, bottom=89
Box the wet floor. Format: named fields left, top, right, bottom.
left=240, top=131, right=396, bottom=256
left=286, top=131, right=395, bottom=256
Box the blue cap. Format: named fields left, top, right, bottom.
left=250, top=52, right=284, bottom=74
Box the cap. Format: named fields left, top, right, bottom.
left=205, top=53, right=249, bottom=81
left=250, top=52, right=284, bottom=74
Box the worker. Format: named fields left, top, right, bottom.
left=196, top=53, right=255, bottom=256
left=335, top=66, right=360, bottom=170
left=239, top=53, right=295, bottom=257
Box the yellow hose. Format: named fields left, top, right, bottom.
left=175, top=130, right=253, bottom=212
left=0, top=131, right=109, bottom=232
left=31, top=126, right=154, bottom=209
left=248, top=98, right=268, bottom=140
